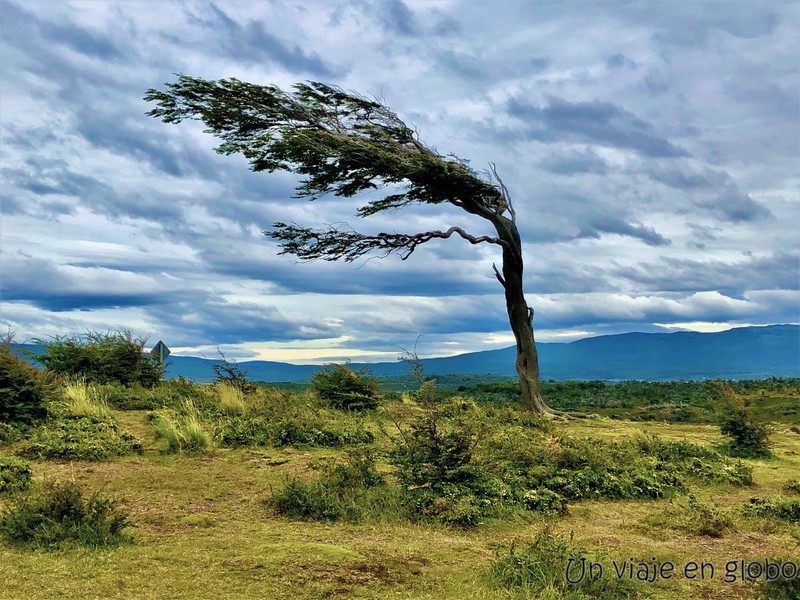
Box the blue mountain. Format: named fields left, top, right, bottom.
left=13, top=324, right=798, bottom=383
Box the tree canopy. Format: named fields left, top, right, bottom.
left=145, top=76, right=560, bottom=414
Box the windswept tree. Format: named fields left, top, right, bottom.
left=145, top=77, right=560, bottom=414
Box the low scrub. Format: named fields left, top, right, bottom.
left=217, top=414, right=374, bottom=449
left=18, top=417, right=143, bottom=462
left=268, top=449, right=392, bottom=522
left=743, top=497, right=800, bottom=522
left=0, top=456, right=32, bottom=494
left=311, top=363, right=381, bottom=410
left=645, top=494, right=736, bottom=538
left=488, top=528, right=649, bottom=599
left=0, top=480, right=132, bottom=550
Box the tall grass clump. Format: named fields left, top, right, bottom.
left=489, top=528, right=649, bottom=599
left=152, top=400, right=212, bottom=454
left=0, top=480, right=132, bottom=550
left=216, top=382, right=249, bottom=415
left=62, top=378, right=110, bottom=419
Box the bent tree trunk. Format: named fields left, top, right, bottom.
left=493, top=215, right=557, bottom=414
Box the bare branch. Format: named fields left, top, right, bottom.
left=489, top=162, right=515, bottom=223
left=270, top=222, right=507, bottom=262
left=492, top=262, right=506, bottom=288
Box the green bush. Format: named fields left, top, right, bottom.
left=0, top=456, right=32, bottom=494
left=217, top=415, right=374, bottom=448
left=521, top=488, right=568, bottom=515
left=0, top=480, right=131, bottom=550
left=743, top=497, right=800, bottom=522
left=755, top=567, right=800, bottom=600
left=268, top=448, right=388, bottom=522
left=18, top=417, right=143, bottom=461
left=0, top=342, right=49, bottom=424
left=389, top=401, right=504, bottom=527
left=489, top=528, right=649, bottom=599
left=311, top=363, right=381, bottom=410
left=718, top=386, right=772, bottom=458
left=33, top=331, right=162, bottom=387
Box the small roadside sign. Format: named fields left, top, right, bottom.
left=151, top=340, right=170, bottom=364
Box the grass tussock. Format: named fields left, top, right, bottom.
left=152, top=400, right=213, bottom=454
left=0, top=480, right=132, bottom=550
left=62, top=378, right=111, bottom=419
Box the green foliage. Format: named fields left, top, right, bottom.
left=217, top=415, right=374, bottom=448
left=389, top=399, right=503, bottom=527
left=718, top=385, right=772, bottom=457
left=0, top=342, right=49, bottom=424
left=743, top=497, right=800, bottom=522
left=18, top=417, right=143, bottom=462
left=0, top=480, right=131, bottom=550
left=755, top=567, right=800, bottom=600
left=784, top=479, right=800, bottom=495
left=311, top=363, right=381, bottom=410
left=151, top=401, right=212, bottom=454
left=268, top=448, right=388, bottom=522
left=0, top=456, right=32, bottom=494
left=211, top=350, right=256, bottom=393
left=32, top=331, right=162, bottom=386
left=521, top=488, right=568, bottom=515
left=489, top=528, right=649, bottom=599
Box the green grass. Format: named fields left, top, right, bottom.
left=0, top=379, right=797, bottom=599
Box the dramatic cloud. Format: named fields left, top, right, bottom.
left=1, top=0, right=797, bottom=361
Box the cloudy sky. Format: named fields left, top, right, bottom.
left=1, top=0, right=798, bottom=363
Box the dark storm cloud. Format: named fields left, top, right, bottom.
left=149, top=298, right=341, bottom=346
left=578, top=216, right=669, bottom=247
left=539, top=148, right=609, bottom=175
left=0, top=255, right=189, bottom=312
left=507, top=96, right=688, bottom=158
left=201, top=3, right=338, bottom=77
left=614, top=251, right=800, bottom=295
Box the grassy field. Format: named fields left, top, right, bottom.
left=0, top=378, right=798, bottom=600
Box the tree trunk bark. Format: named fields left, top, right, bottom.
left=493, top=216, right=558, bottom=414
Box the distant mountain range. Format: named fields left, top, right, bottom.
left=14, top=324, right=799, bottom=382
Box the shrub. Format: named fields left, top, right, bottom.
left=311, top=363, right=381, bottom=410
left=717, top=385, right=772, bottom=458
left=743, top=497, right=800, bottom=522
left=0, top=341, right=49, bottom=424
left=755, top=567, right=800, bottom=600
left=217, top=415, right=374, bottom=448
left=33, top=331, right=162, bottom=387
left=211, top=350, right=256, bottom=393
left=0, top=480, right=131, bottom=549
left=18, top=417, right=143, bottom=462
left=389, top=400, right=503, bottom=527
left=521, top=488, right=568, bottom=515
left=489, top=528, right=648, bottom=599
left=0, top=457, right=32, bottom=494
left=268, top=448, right=387, bottom=522
left=784, top=479, right=800, bottom=495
